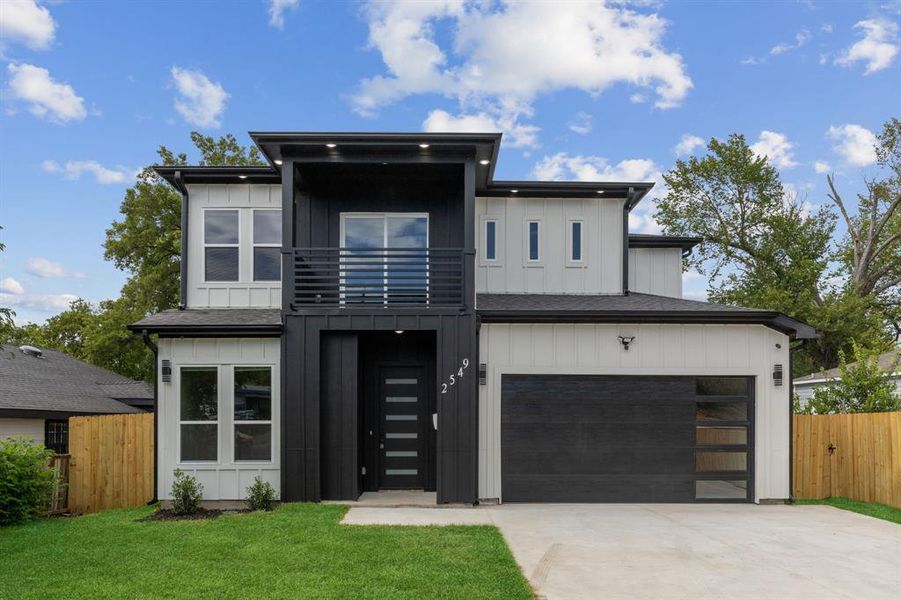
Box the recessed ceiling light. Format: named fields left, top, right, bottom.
left=274, top=159, right=283, bottom=166
left=326, top=143, right=337, bottom=148
left=394, top=330, right=404, bottom=335
left=510, top=189, right=518, bottom=193
left=479, top=159, right=490, bottom=165
left=238, top=175, right=247, bottom=179
left=419, top=143, right=430, bottom=149
left=596, top=190, right=605, bottom=194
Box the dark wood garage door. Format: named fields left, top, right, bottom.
left=501, top=375, right=753, bottom=503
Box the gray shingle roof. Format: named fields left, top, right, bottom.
left=129, top=308, right=282, bottom=334
left=476, top=292, right=817, bottom=339
left=0, top=346, right=148, bottom=415
left=794, top=348, right=901, bottom=383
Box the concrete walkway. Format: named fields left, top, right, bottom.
left=343, top=503, right=901, bottom=600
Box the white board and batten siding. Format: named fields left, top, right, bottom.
left=475, top=196, right=625, bottom=295
left=157, top=338, right=280, bottom=500
left=186, top=184, right=282, bottom=308
left=628, top=247, right=683, bottom=298
left=478, top=323, right=791, bottom=502
left=0, top=418, right=45, bottom=445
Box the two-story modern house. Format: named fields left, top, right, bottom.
left=130, top=132, right=815, bottom=506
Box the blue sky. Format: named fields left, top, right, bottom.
left=1, top=0, right=899, bottom=324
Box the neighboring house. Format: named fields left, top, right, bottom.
left=794, top=348, right=901, bottom=407
left=0, top=345, right=150, bottom=453
left=130, top=132, right=815, bottom=505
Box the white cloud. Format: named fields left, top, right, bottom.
left=170, top=66, right=228, bottom=128
left=827, top=124, right=877, bottom=166
left=834, top=18, right=899, bottom=74
left=532, top=153, right=660, bottom=183
left=41, top=160, right=133, bottom=184
left=751, top=130, right=798, bottom=169
left=25, top=257, right=84, bottom=279
left=821, top=24, right=833, bottom=34
left=683, top=270, right=703, bottom=280
left=770, top=28, right=811, bottom=55
left=0, top=276, right=77, bottom=312
left=268, top=0, right=299, bottom=28
left=6, top=63, right=86, bottom=123
left=354, top=1, right=692, bottom=145
left=629, top=93, right=648, bottom=103
left=813, top=160, right=831, bottom=174
left=674, top=133, right=704, bottom=157
left=0, top=0, right=55, bottom=50
left=0, top=277, right=25, bottom=295
left=683, top=289, right=708, bottom=301
left=568, top=112, right=592, bottom=135
left=422, top=108, right=538, bottom=148
left=741, top=56, right=761, bottom=66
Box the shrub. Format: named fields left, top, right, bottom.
left=803, top=343, right=901, bottom=414
left=0, top=437, right=55, bottom=526
left=245, top=476, right=276, bottom=511
left=170, top=469, right=203, bottom=515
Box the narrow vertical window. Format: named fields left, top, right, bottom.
left=253, top=209, right=281, bottom=281
left=234, top=367, right=272, bottom=461
left=571, top=221, right=583, bottom=262
left=528, top=221, right=540, bottom=261
left=180, top=367, right=218, bottom=461
left=485, top=220, right=497, bottom=260
left=204, top=210, right=239, bottom=281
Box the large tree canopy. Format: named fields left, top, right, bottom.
left=9, top=133, right=262, bottom=380
left=655, top=126, right=898, bottom=375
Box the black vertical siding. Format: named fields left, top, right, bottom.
left=320, top=333, right=359, bottom=500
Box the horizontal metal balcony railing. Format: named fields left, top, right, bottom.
left=291, top=247, right=466, bottom=308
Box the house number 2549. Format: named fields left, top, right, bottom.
left=440, top=358, right=470, bottom=394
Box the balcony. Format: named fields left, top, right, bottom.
left=291, top=247, right=466, bottom=308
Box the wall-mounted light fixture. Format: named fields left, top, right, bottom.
left=773, top=364, right=784, bottom=386
left=618, top=335, right=636, bottom=351
left=161, top=360, right=172, bottom=383
left=479, top=363, right=488, bottom=385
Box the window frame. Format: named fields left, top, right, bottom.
left=566, top=219, right=586, bottom=267
left=484, top=219, right=498, bottom=262
left=233, top=365, right=274, bottom=463
left=202, top=208, right=240, bottom=283
left=251, top=208, right=282, bottom=282
left=525, top=219, right=542, bottom=264
left=178, top=365, right=220, bottom=464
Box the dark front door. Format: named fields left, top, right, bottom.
left=379, top=366, right=429, bottom=489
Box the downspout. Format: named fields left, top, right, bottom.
left=622, top=187, right=634, bottom=295
left=174, top=170, right=189, bottom=310
left=141, top=329, right=159, bottom=504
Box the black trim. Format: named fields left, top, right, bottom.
left=127, top=323, right=282, bottom=337
left=478, top=309, right=817, bottom=339
left=155, top=165, right=279, bottom=186
left=174, top=171, right=189, bottom=309
left=622, top=189, right=632, bottom=294
left=628, top=234, right=702, bottom=253
left=0, top=409, right=130, bottom=419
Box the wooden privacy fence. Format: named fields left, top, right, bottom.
left=793, top=412, right=901, bottom=509
left=68, top=413, right=154, bottom=515
left=47, top=454, right=70, bottom=515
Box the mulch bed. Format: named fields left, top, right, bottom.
left=138, top=508, right=248, bottom=522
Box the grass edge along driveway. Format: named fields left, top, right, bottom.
left=796, top=497, right=901, bottom=525
left=0, top=503, right=533, bottom=599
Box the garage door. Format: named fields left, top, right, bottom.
left=501, top=375, right=753, bottom=502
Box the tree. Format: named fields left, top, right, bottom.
left=654, top=133, right=889, bottom=373
left=800, top=343, right=901, bottom=414
left=0, top=227, right=15, bottom=345
left=827, top=118, right=901, bottom=336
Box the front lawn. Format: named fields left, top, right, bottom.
left=796, top=497, right=901, bottom=525
left=0, top=504, right=532, bottom=599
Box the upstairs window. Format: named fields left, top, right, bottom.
left=253, top=210, right=281, bottom=281
left=485, top=220, right=497, bottom=261
left=204, top=210, right=239, bottom=281
left=527, top=221, right=540, bottom=262
left=570, top=221, right=584, bottom=262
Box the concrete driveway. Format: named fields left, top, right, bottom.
left=343, top=503, right=901, bottom=599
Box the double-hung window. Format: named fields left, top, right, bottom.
left=234, top=367, right=272, bottom=461
left=204, top=210, right=239, bottom=281
left=180, top=367, right=218, bottom=461
left=253, top=210, right=281, bottom=281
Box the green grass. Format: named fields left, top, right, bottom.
left=0, top=504, right=532, bottom=599
left=796, top=497, right=901, bottom=525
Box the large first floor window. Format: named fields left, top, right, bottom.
left=178, top=365, right=274, bottom=463
left=234, top=367, right=272, bottom=461
left=180, top=367, right=219, bottom=461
